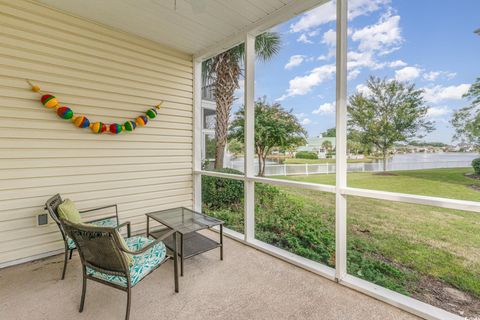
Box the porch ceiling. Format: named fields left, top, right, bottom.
left=34, top=0, right=326, bottom=57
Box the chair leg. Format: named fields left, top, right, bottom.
left=69, top=249, right=73, bottom=260
left=79, top=273, right=87, bottom=312
left=61, top=248, right=68, bottom=280
left=125, top=287, right=131, bottom=320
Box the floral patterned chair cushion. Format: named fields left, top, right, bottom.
left=66, top=217, right=118, bottom=249
left=86, top=236, right=167, bottom=287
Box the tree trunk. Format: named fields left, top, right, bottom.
left=257, top=153, right=264, bottom=176
left=212, top=52, right=240, bottom=170
left=261, top=155, right=267, bottom=177
left=382, top=149, right=387, bottom=172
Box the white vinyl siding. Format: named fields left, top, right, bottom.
left=0, top=0, right=193, bottom=265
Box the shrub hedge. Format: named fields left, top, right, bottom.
left=472, top=158, right=480, bottom=175
left=201, top=168, right=244, bottom=210
left=295, top=151, right=318, bottom=159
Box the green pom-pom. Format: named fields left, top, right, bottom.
left=146, top=108, right=157, bottom=119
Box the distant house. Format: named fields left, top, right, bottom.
left=297, top=136, right=336, bottom=158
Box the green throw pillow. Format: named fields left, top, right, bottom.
left=58, top=199, right=82, bottom=224
left=115, top=230, right=133, bottom=266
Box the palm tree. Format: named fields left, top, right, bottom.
left=322, top=140, right=333, bottom=152
left=202, top=32, right=281, bottom=169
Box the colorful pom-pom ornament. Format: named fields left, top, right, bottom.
left=109, top=123, right=123, bottom=134
left=41, top=94, right=58, bottom=108
left=73, top=116, right=90, bottom=128
left=90, top=122, right=106, bottom=134
left=57, top=106, right=73, bottom=119
left=29, top=80, right=163, bottom=135
left=146, top=108, right=157, bottom=119
left=124, top=120, right=136, bottom=132
left=136, top=115, right=148, bottom=126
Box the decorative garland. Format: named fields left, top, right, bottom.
left=27, top=80, right=163, bottom=134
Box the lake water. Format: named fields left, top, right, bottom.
left=389, top=152, right=478, bottom=163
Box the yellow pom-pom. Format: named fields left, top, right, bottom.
left=32, top=85, right=40, bottom=92
left=89, top=123, right=93, bottom=128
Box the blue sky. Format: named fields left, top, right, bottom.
left=248, top=0, right=480, bottom=144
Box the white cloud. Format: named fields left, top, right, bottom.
left=423, top=71, right=457, bottom=81
left=277, top=64, right=336, bottom=101
left=348, top=51, right=385, bottom=70
left=356, top=83, right=372, bottom=97
left=423, top=84, right=470, bottom=104
left=395, top=66, right=422, bottom=82
left=285, top=55, right=306, bottom=70
left=351, top=13, right=402, bottom=54
left=346, top=51, right=386, bottom=79
left=317, top=55, right=327, bottom=61
left=290, top=0, right=390, bottom=33
left=322, top=29, right=336, bottom=47
left=297, top=33, right=313, bottom=44
left=423, top=71, right=441, bottom=82
left=348, top=69, right=361, bottom=80
left=378, top=46, right=401, bottom=56
left=295, top=113, right=313, bottom=125
left=426, top=106, right=450, bottom=118
left=301, top=118, right=312, bottom=125
left=312, top=102, right=335, bottom=115
left=343, top=13, right=403, bottom=79
left=389, top=60, right=407, bottom=68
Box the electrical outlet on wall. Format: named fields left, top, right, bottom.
left=36, top=210, right=49, bottom=226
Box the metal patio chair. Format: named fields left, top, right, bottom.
left=62, top=220, right=178, bottom=320
left=45, top=194, right=129, bottom=279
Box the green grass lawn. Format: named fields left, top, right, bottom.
left=276, top=168, right=480, bottom=299
left=280, top=167, right=480, bottom=201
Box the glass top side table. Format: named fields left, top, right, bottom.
left=146, top=207, right=224, bottom=276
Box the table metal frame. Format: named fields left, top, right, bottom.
left=146, top=207, right=224, bottom=276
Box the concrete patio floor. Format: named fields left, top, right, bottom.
left=0, top=232, right=420, bottom=320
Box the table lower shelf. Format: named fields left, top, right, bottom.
left=149, top=229, right=221, bottom=259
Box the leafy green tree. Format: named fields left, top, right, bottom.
left=451, top=77, right=480, bottom=148
left=203, top=33, right=281, bottom=169
left=230, top=99, right=307, bottom=176
left=227, top=139, right=244, bottom=158
left=322, top=140, right=333, bottom=151
left=347, top=139, right=363, bottom=155
left=322, top=128, right=336, bottom=137
left=348, top=129, right=373, bottom=155
left=348, top=77, right=434, bottom=171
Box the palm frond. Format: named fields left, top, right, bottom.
left=201, top=31, right=281, bottom=85
left=255, top=32, right=281, bottom=62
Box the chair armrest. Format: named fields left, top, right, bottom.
left=79, top=204, right=118, bottom=214
left=115, top=221, right=131, bottom=238
left=85, top=215, right=117, bottom=223
left=119, top=229, right=176, bottom=255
